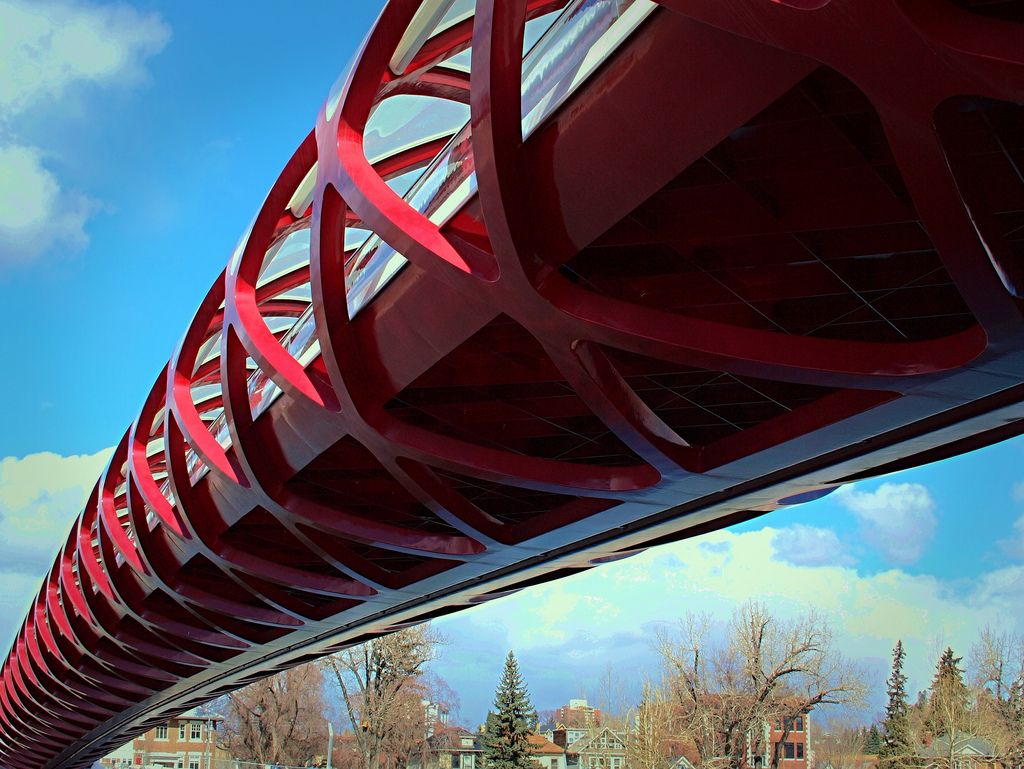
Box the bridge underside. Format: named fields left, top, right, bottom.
left=3, top=1, right=1024, bottom=767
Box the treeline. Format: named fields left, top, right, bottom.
left=213, top=608, right=1024, bottom=769
left=871, top=629, right=1024, bottom=769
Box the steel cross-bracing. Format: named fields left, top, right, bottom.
left=3, top=0, right=1024, bottom=767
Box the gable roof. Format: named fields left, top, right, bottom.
left=528, top=734, right=566, bottom=755
left=917, top=734, right=996, bottom=758
left=423, top=727, right=483, bottom=752
left=178, top=707, right=225, bottom=723
left=569, top=728, right=627, bottom=754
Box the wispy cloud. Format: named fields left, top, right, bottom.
left=435, top=525, right=1020, bottom=724
left=835, top=482, right=938, bottom=564
left=772, top=523, right=855, bottom=568
left=0, top=447, right=111, bottom=650
left=1012, top=481, right=1024, bottom=504
left=0, top=448, right=110, bottom=569
left=0, top=143, right=99, bottom=262
left=0, top=0, right=170, bottom=265
left=999, top=513, right=1024, bottom=560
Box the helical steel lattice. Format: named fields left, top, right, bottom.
left=3, top=0, right=1024, bottom=767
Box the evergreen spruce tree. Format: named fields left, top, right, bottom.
left=483, top=651, right=538, bottom=769
left=879, top=640, right=912, bottom=769
left=866, top=724, right=883, bottom=755
left=927, top=647, right=969, bottom=737
left=1006, top=675, right=1024, bottom=767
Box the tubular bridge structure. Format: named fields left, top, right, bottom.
left=2, top=0, right=1024, bottom=766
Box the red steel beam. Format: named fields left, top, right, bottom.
left=3, top=1, right=1024, bottom=767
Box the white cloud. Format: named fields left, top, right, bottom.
left=0, top=143, right=98, bottom=261
left=0, top=448, right=110, bottom=653
left=1012, top=481, right=1024, bottom=504
left=772, top=523, right=855, bottom=567
left=999, top=514, right=1024, bottom=560
left=0, top=0, right=169, bottom=264
left=0, top=0, right=170, bottom=116
left=0, top=448, right=111, bottom=572
left=437, top=526, right=1021, bottom=722
left=835, top=482, right=937, bottom=564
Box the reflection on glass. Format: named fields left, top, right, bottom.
left=390, top=0, right=459, bottom=74
left=345, top=0, right=656, bottom=318
left=288, top=164, right=318, bottom=218
left=435, top=0, right=475, bottom=35
left=259, top=225, right=311, bottom=288
left=365, top=95, right=470, bottom=165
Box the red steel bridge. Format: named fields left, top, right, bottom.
left=3, top=0, right=1024, bottom=766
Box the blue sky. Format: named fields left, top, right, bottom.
left=1, top=0, right=1023, bottom=737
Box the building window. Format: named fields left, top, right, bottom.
left=795, top=717, right=804, bottom=733
left=796, top=744, right=804, bottom=760
left=190, top=723, right=202, bottom=741
left=155, top=725, right=169, bottom=741
left=784, top=743, right=795, bottom=760
left=189, top=761, right=200, bottom=769
left=461, top=754, right=473, bottom=769
left=179, top=723, right=187, bottom=741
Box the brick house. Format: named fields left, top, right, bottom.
left=102, top=708, right=226, bottom=769
left=763, top=713, right=811, bottom=768
left=670, top=700, right=813, bottom=768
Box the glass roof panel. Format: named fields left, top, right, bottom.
left=288, top=164, right=318, bottom=219
left=258, top=224, right=311, bottom=288
left=364, top=95, right=469, bottom=165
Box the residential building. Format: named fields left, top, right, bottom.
left=914, top=734, right=1001, bottom=769
left=759, top=713, right=811, bottom=769
left=667, top=755, right=698, bottom=769
left=527, top=734, right=568, bottom=769
left=409, top=727, right=484, bottom=769
left=571, top=727, right=628, bottom=769
left=103, top=708, right=226, bottom=769
left=541, top=723, right=591, bottom=752
left=409, top=729, right=566, bottom=769
left=668, top=700, right=812, bottom=768
left=556, top=700, right=602, bottom=730
left=423, top=699, right=451, bottom=737
left=99, top=739, right=134, bottom=769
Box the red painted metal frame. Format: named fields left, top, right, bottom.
left=3, top=1, right=1024, bottom=767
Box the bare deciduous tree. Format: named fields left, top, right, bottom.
left=321, top=625, right=444, bottom=769
left=626, top=680, right=674, bottom=769
left=593, top=664, right=631, bottom=730
left=224, top=662, right=329, bottom=766
left=969, top=627, right=1024, bottom=768
left=657, top=602, right=866, bottom=769
left=813, top=720, right=868, bottom=769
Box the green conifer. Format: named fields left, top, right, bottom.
left=879, top=640, right=912, bottom=769
left=483, top=651, right=538, bottom=769
left=866, top=724, right=882, bottom=754
left=927, top=647, right=969, bottom=736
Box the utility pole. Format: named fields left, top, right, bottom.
left=203, top=717, right=212, bottom=769
left=327, top=721, right=335, bottom=769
